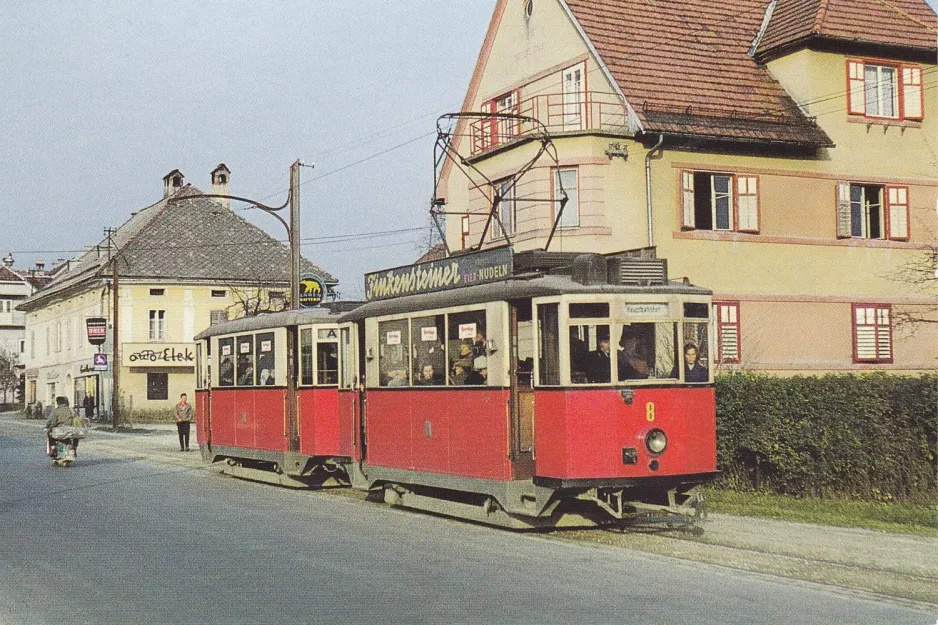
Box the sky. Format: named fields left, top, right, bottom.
left=0, top=1, right=497, bottom=300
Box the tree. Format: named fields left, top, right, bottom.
left=889, top=224, right=938, bottom=331
left=0, top=350, right=17, bottom=404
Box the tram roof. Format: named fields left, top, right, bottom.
left=194, top=304, right=356, bottom=340
left=339, top=273, right=710, bottom=322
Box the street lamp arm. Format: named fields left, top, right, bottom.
left=169, top=192, right=292, bottom=235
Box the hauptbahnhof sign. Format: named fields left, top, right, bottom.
left=365, top=246, right=513, bottom=302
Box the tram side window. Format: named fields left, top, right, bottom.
left=448, top=310, right=487, bottom=386
left=236, top=335, right=254, bottom=386
left=413, top=315, right=445, bottom=386
left=218, top=338, right=235, bottom=387
left=339, top=327, right=355, bottom=389
left=300, top=328, right=314, bottom=386
left=538, top=303, right=560, bottom=385
left=317, top=328, right=339, bottom=385
left=680, top=322, right=710, bottom=383
left=255, top=332, right=275, bottom=385
left=379, top=319, right=410, bottom=386
left=571, top=324, right=611, bottom=384
left=617, top=323, right=677, bottom=381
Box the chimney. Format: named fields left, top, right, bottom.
left=211, top=163, right=231, bottom=209
left=2, top=252, right=13, bottom=268
left=35, top=260, right=45, bottom=272
left=162, top=169, right=185, bottom=198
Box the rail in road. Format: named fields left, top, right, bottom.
left=3, top=412, right=936, bottom=612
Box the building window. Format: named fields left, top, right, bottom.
left=491, top=178, right=515, bottom=239
left=1, top=300, right=9, bottom=313
left=848, top=60, right=923, bottom=121
left=211, top=289, right=226, bottom=298
left=210, top=309, right=228, bottom=326
left=836, top=182, right=908, bottom=240
left=149, top=288, right=165, bottom=296
left=149, top=310, right=166, bottom=341
left=147, top=372, right=168, bottom=400
left=481, top=91, right=519, bottom=150
left=682, top=172, right=759, bottom=233
left=715, top=302, right=740, bottom=364
left=554, top=168, right=579, bottom=228
left=562, top=63, right=585, bottom=130
left=853, top=304, right=892, bottom=363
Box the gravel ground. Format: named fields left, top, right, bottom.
left=4, top=411, right=936, bottom=611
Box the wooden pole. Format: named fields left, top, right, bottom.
left=111, top=258, right=120, bottom=430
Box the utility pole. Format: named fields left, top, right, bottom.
left=289, top=160, right=301, bottom=310
left=111, top=257, right=120, bottom=430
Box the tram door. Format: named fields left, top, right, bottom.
left=338, top=322, right=366, bottom=462
left=509, top=301, right=535, bottom=475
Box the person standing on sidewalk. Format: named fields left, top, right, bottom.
left=174, top=393, right=194, bottom=452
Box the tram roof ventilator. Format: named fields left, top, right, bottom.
left=513, top=248, right=669, bottom=288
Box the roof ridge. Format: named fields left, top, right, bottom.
left=814, top=0, right=831, bottom=34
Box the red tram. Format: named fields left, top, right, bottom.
left=194, top=248, right=718, bottom=528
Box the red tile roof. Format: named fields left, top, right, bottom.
left=757, top=0, right=937, bottom=59
left=0, top=266, right=24, bottom=283
left=564, top=0, right=833, bottom=146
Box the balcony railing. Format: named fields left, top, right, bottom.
left=470, top=91, right=629, bottom=156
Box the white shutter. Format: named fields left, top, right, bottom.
left=682, top=171, right=695, bottom=229
left=876, top=308, right=892, bottom=360
left=886, top=186, right=908, bottom=240
left=737, top=176, right=759, bottom=232
left=836, top=182, right=852, bottom=238
left=848, top=60, right=866, bottom=115
left=855, top=325, right=878, bottom=360
left=902, top=66, right=923, bottom=120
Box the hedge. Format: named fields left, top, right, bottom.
left=715, top=372, right=937, bottom=502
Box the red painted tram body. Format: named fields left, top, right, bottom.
left=194, top=249, right=718, bottom=528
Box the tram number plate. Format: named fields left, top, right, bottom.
left=645, top=402, right=656, bottom=422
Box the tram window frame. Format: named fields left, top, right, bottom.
left=537, top=303, right=561, bottom=386
left=235, top=335, right=255, bottom=387
left=447, top=309, right=488, bottom=387
left=317, top=328, right=340, bottom=386
left=378, top=318, right=411, bottom=387
left=339, top=327, right=356, bottom=389
left=218, top=337, right=235, bottom=387
left=299, top=328, right=314, bottom=386
left=681, top=321, right=711, bottom=383
left=412, top=314, right=446, bottom=386
left=255, top=332, right=276, bottom=386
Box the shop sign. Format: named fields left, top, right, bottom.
left=86, top=317, right=108, bottom=345
left=93, top=353, right=108, bottom=371
left=122, top=343, right=195, bottom=367
left=364, top=246, right=513, bottom=302
left=298, top=274, right=327, bottom=308
left=25, top=368, right=38, bottom=380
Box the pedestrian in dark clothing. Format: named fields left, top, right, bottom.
left=174, top=393, right=194, bottom=451
left=83, top=393, right=95, bottom=420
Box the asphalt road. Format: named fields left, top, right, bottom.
left=0, top=419, right=935, bottom=625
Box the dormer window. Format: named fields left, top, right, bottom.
left=847, top=59, right=923, bottom=121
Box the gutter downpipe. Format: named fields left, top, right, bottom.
left=645, top=134, right=665, bottom=248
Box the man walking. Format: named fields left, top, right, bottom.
left=174, top=393, right=194, bottom=451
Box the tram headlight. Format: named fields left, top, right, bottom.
left=645, top=429, right=667, bottom=454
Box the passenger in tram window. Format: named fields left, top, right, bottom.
left=472, top=331, right=487, bottom=358
left=219, top=355, right=234, bottom=386
left=569, top=329, right=590, bottom=382
left=386, top=369, right=408, bottom=386
left=259, top=369, right=274, bottom=385
left=671, top=342, right=708, bottom=383
left=416, top=363, right=437, bottom=386
left=618, top=331, right=650, bottom=380
left=586, top=338, right=612, bottom=383
left=465, top=356, right=488, bottom=385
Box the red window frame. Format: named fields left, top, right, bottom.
left=715, top=302, right=741, bottom=365
left=852, top=304, right=893, bottom=364
left=846, top=58, right=924, bottom=122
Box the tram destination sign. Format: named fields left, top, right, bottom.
left=365, top=246, right=513, bottom=302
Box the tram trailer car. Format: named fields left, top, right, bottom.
left=193, top=305, right=355, bottom=488
left=194, top=249, right=718, bottom=529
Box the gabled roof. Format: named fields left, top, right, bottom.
left=19, top=186, right=335, bottom=311
left=755, top=0, right=937, bottom=61
left=563, top=0, right=833, bottom=147
left=0, top=266, right=25, bottom=284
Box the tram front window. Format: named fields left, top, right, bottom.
left=570, top=324, right=611, bottom=384
left=617, top=323, right=677, bottom=381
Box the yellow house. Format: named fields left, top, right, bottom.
left=19, top=166, right=336, bottom=418
left=438, top=0, right=937, bottom=374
